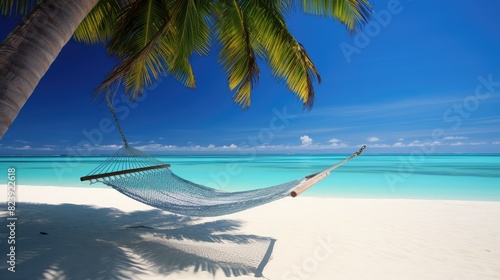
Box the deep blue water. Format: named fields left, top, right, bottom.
left=1, top=154, right=499, bottom=201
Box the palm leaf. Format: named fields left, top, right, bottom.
left=214, top=0, right=260, bottom=108
left=76, top=0, right=371, bottom=109
left=290, top=0, right=372, bottom=33
left=167, top=0, right=213, bottom=86
left=0, top=0, right=39, bottom=16
left=96, top=0, right=214, bottom=99
left=237, top=0, right=321, bottom=109
left=73, top=0, right=123, bottom=45
left=97, top=0, right=173, bottom=97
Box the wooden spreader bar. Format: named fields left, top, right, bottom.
left=80, top=164, right=170, bottom=181
left=290, top=171, right=330, bottom=197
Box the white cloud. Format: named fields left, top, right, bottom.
left=444, top=136, right=468, bottom=140
left=407, top=140, right=429, bottom=147
left=330, top=142, right=348, bottom=148
left=470, top=142, right=486, bottom=146
left=493, top=141, right=500, bottom=145
left=371, top=143, right=390, bottom=148
left=327, top=138, right=348, bottom=148
left=367, top=137, right=379, bottom=142
left=391, top=140, right=443, bottom=148
left=255, top=144, right=290, bottom=150
left=222, top=144, right=238, bottom=149
left=450, top=142, right=465, bottom=146
left=6, top=145, right=53, bottom=151
left=0, top=141, right=353, bottom=153
left=136, top=144, right=177, bottom=151
left=16, top=145, right=32, bottom=150
left=398, top=138, right=405, bottom=141
left=95, top=144, right=122, bottom=150
left=300, top=135, right=313, bottom=146
left=43, top=145, right=58, bottom=148
left=393, top=142, right=404, bottom=147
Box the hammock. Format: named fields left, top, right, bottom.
left=81, top=144, right=365, bottom=216
left=80, top=97, right=366, bottom=217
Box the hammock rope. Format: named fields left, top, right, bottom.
left=81, top=96, right=366, bottom=217
left=106, top=94, right=128, bottom=147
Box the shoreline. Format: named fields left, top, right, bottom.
left=3, top=184, right=500, bottom=203
left=1, top=185, right=500, bottom=279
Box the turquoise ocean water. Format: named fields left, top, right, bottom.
left=1, top=154, right=499, bottom=201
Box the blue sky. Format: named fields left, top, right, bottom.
left=1, top=0, right=499, bottom=155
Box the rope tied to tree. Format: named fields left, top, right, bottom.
left=106, top=93, right=128, bottom=147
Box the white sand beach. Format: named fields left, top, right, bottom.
left=1, top=185, right=500, bottom=280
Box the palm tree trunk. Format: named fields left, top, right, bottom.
left=0, top=0, right=100, bottom=139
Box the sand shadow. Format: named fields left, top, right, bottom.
left=0, top=203, right=275, bottom=279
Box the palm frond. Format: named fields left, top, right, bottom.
left=73, top=0, right=123, bottom=44
left=97, top=0, right=174, bottom=97
left=289, top=0, right=372, bottom=33
left=89, top=0, right=371, bottom=109
left=0, top=0, right=39, bottom=16
left=96, top=0, right=215, bottom=100
left=113, top=0, right=171, bottom=95
left=107, top=0, right=161, bottom=57
left=240, top=0, right=321, bottom=109
left=168, top=0, right=213, bottom=85
left=214, top=0, right=260, bottom=108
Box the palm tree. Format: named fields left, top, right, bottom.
left=0, top=0, right=372, bottom=139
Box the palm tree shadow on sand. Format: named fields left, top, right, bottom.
left=0, top=203, right=275, bottom=279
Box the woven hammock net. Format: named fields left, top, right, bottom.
left=82, top=145, right=365, bottom=217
